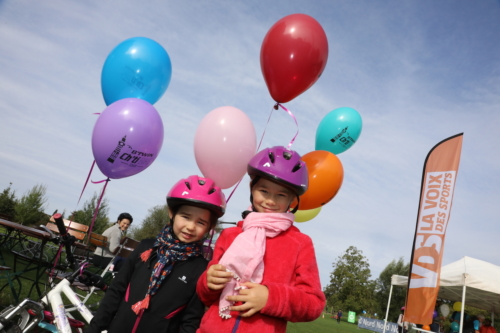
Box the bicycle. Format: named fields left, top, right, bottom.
left=0, top=213, right=108, bottom=333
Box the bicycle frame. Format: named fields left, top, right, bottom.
left=41, top=277, right=93, bottom=333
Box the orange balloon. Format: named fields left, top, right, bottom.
left=298, top=150, right=343, bottom=210
left=423, top=325, right=431, bottom=331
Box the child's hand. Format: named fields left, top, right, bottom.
left=206, top=264, right=233, bottom=291
left=227, top=282, right=269, bottom=317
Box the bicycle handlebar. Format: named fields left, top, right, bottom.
left=52, top=213, right=78, bottom=271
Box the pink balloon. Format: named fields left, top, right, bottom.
left=194, top=106, right=256, bottom=189
left=92, top=98, right=164, bottom=179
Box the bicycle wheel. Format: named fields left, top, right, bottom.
left=0, top=305, right=29, bottom=333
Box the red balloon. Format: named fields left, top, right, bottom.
left=260, top=14, right=328, bottom=103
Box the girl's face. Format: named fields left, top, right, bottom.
left=170, top=205, right=211, bottom=243
left=251, top=178, right=296, bottom=213
left=118, top=219, right=131, bottom=231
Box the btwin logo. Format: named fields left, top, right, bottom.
left=178, top=276, right=187, bottom=283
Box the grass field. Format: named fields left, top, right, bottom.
left=288, top=316, right=365, bottom=333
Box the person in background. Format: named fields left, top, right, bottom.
left=479, top=319, right=496, bottom=333
left=92, top=212, right=133, bottom=268
left=430, top=318, right=440, bottom=333
left=463, top=314, right=485, bottom=333
left=398, top=307, right=410, bottom=333
left=337, top=309, right=343, bottom=323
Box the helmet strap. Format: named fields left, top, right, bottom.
left=289, top=196, right=300, bottom=214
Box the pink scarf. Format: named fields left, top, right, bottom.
left=218, top=211, right=294, bottom=319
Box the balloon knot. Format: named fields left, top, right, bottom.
left=273, top=103, right=279, bottom=110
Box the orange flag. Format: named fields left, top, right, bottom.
left=405, top=133, right=463, bottom=325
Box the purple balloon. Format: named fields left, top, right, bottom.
left=92, top=98, right=164, bottom=179
left=433, top=310, right=438, bottom=319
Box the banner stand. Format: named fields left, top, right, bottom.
left=382, top=285, right=394, bottom=333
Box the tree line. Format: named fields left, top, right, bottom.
left=324, top=246, right=493, bottom=324
left=0, top=183, right=221, bottom=241
left=324, top=246, right=418, bottom=322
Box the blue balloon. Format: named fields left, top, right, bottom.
left=315, top=107, right=362, bottom=155
left=101, top=37, right=172, bottom=105
left=450, top=322, right=459, bottom=332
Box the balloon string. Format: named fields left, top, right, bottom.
left=50, top=161, right=98, bottom=277
left=256, top=106, right=275, bottom=151
left=276, top=103, right=299, bottom=149
left=78, top=160, right=96, bottom=205
left=91, top=178, right=109, bottom=184
left=225, top=105, right=276, bottom=204
left=87, top=178, right=110, bottom=244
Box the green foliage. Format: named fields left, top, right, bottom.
left=0, top=183, right=17, bottom=219
left=71, top=192, right=110, bottom=234
left=375, top=257, right=410, bottom=322
left=129, top=204, right=169, bottom=240
left=14, top=184, right=48, bottom=225
left=324, top=246, right=378, bottom=315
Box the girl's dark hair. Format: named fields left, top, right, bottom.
left=117, top=212, right=133, bottom=224
left=169, top=204, right=218, bottom=230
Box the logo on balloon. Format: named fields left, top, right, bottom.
left=330, top=127, right=357, bottom=149
left=107, top=136, right=127, bottom=163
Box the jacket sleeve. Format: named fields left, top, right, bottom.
left=178, top=290, right=206, bottom=333
left=85, top=241, right=143, bottom=333
left=196, top=229, right=232, bottom=306
left=108, top=226, right=121, bottom=253
left=260, top=235, right=326, bottom=322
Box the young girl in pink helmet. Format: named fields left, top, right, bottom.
left=87, top=175, right=226, bottom=333
left=196, top=146, right=325, bottom=333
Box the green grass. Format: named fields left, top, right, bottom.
left=288, top=315, right=367, bottom=333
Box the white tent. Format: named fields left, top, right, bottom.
left=383, top=257, right=500, bottom=333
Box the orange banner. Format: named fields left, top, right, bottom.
left=405, top=133, right=463, bottom=325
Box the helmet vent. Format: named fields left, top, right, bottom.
left=283, top=151, right=292, bottom=160
left=268, top=152, right=275, bottom=164
left=198, top=179, right=206, bottom=185
left=291, top=163, right=302, bottom=173
left=208, top=188, right=216, bottom=195
left=184, top=182, right=191, bottom=190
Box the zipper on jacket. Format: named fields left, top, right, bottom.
left=231, top=315, right=242, bottom=333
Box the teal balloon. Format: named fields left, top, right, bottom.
left=101, top=37, right=172, bottom=106
left=450, top=322, right=459, bottom=332
left=315, top=107, right=362, bottom=154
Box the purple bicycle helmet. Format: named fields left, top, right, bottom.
left=247, top=146, right=308, bottom=196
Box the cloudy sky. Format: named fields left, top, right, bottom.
left=1, top=1, right=499, bottom=288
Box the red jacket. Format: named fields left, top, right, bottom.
left=196, top=222, right=325, bottom=333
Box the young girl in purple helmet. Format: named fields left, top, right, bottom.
left=196, top=146, right=325, bottom=333
left=86, top=175, right=225, bottom=333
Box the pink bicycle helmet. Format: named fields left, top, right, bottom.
left=167, top=175, right=226, bottom=218
left=247, top=146, right=308, bottom=196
